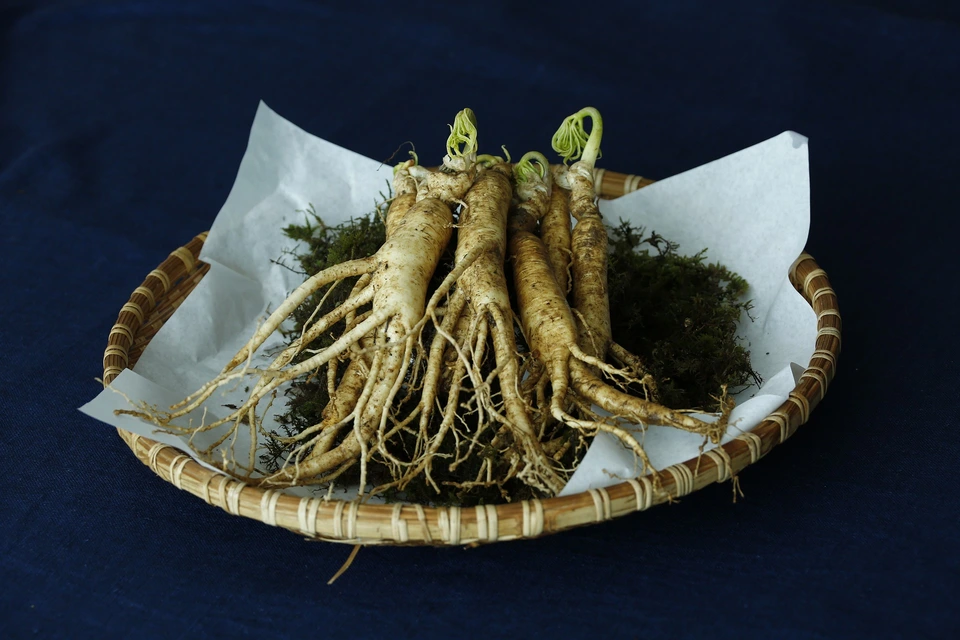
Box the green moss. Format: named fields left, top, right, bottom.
left=280, top=203, right=388, bottom=280
left=606, top=220, right=760, bottom=410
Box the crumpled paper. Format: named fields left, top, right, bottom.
left=80, top=101, right=816, bottom=501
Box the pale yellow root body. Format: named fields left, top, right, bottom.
left=542, top=167, right=572, bottom=293
left=255, top=194, right=454, bottom=490
left=253, top=155, right=485, bottom=489
left=565, top=161, right=612, bottom=360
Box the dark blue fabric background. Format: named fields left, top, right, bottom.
left=2, top=1, right=958, bottom=637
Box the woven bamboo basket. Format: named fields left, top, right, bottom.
left=102, top=169, right=841, bottom=546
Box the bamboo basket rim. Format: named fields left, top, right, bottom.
left=101, top=168, right=840, bottom=547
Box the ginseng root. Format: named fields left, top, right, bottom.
left=132, top=109, right=479, bottom=492
left=552, top=108, right=730, bottom=442
left=508, top=152, right=655, bottom=473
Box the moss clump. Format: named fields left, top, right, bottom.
left=606, top=220, right=760, bottom=410
left=280, top=203, right=388, bottom=280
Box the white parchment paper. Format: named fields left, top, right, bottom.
left=80, top=102, right=816, bottom=500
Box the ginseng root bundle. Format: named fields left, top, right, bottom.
left=127, top=108, right=757, bottom=506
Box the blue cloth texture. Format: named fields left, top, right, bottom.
left=2, top=1, right=958, bottom=637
